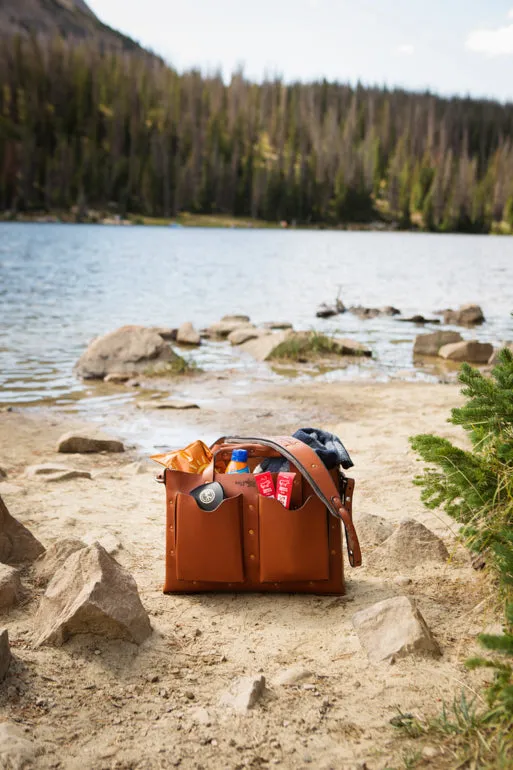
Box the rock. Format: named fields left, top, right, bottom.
left=443, top=304, right=485, bottom=327
left=274, top=666, right=313, bottom=686
left=262, top=321, right=294, bottom=330
left=137, top=400, right=199, bottom=411
left=0, top=495, right=45, bottom=566
left=190, top=706, right=211, bottom=725
left=220, top=675, right=266, bottom=713
left=0, top=628, right=11, bottom=681
left=34, top=543, right=151, bottom=646
left=239, top=331, right=291, bottom=361
left=26, top=464, right=92, bottom=482
left=0, top=467, right=7, bottom=480
left=349, top=305, right=399, bottom=320
left=82, top=532, right=122, bottom=554
left=438, top=340, right=494, bottom=364
left=398, top=315, right=440, bottom=325
left=413, top=331, right=463, bottom=357
left=369, top=519, right=449, bottom=569
left=393, top=576, right=412, bottom=587
left=331, top=338, right=372, bottom=357
left=57, top=433, right=124, bottom=454
left=104, top=372, right=132, bottom=383
left=488, top=342, right=513, bottom=366
left=176, top=322, right=201, bottom=346
left=123, top=461, right=151, bottom=475
left=0, top=564, right=23, bottom=610
left=74, top=325, right=181, bottom=380
left=33, top=539, right=86, bottom=586
left=352, top=596, right=441, bottom=663
left=355, top=513, right=394, bottom=547
left=0, top=722, right=39, bottom=768
left=151, top=327, right=177, bottom=342
left=207, top=320, right=251, bottom=338
left=228, top=326, right=263, bottom=345
left=316, top=304, right=338, bottom=318
left=221, top=315, right=250, bottom=324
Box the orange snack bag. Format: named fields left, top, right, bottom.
left=151, top=440, right=213, bottom=474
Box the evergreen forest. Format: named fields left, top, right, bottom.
left=2, top=35, right=513, bottom=231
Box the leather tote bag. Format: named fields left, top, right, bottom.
left=158, top=435, right=361, bottom=595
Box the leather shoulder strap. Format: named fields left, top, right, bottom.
left=214, top=435, right=362, bottom=567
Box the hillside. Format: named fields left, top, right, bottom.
left=0, top=0, right=142, bottom=52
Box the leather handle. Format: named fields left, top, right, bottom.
left=211, top=435, right=361, bottom=567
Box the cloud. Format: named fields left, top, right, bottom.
left=395, top=44, right=414, bottom=56
left=466, top=10, right=513, bottom=56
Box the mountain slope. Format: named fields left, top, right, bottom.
left=0, top=0, right=142, bottom=51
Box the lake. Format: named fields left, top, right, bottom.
left=1, top=223, right=512, bottom=413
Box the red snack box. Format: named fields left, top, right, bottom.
left=275, top=472, right=295, bottom=509
left=254, top=472, right=276, bottom=498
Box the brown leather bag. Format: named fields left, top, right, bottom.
left=159, top=435, right=361, bottom=595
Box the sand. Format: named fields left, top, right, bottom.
left=0, top=379, right=497, bottom=769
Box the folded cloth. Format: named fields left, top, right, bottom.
left=258, top=427, right=353, bottom=473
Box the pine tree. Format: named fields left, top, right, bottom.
left=411, top=348, right=513, bottom=725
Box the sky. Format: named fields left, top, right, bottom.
left=87, top=0, right=513, bottom=102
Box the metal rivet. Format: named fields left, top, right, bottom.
left=274, top=583, right=279, bottom=587
left=192, top=581, right=197, bottom=585
left=331, top=550, right=336, bottom=555
left=249, top=529, right=255, bottom=535
left=249, top=554, right=255, bottom=560
left=309, top=581, right=314, bottom=585
left=170, top=551, right=174, bottom=556
left=346, top=496, right=351, bottom=502
left=249, top=504, right=255, bottom=511
left=311, top=463, right=318, bottom=468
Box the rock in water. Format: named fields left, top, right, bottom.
left=74, top=325, right=181, bottom=379
left=352, top=596, right=441, bottom=663
left=176, top=322, right=201, bottom=346
left=221, top=314, right=250, bottom=323
left=0, top=628, right=12, bottom=681
left=57, top=433, right=124, bottom=454
left=207, top=320, right=252, bottom=338
left=369, top=519, right=449, bottom=569
left=33, top=543, right=152, bottom=646
left=331, top=338, right=372, bottom=357
left=443, top=304, right=485, bottom=327
left=0, top=564, right=23, bottom=610
left=355, top=514, right=394, bottom=547
left=0, top=495, right=45, bottom=566
left=413, top=331, right=463, bottom=357
left=33, top=538, right=86, bottom=586
left=0, top=722, right=39, bottom=768
left=228, top=326, right=262, bottom=345
left=220, top=675, right=266, bottom=713
left=239, top=331, right=291, bottom=361
left=438, top=340, right=494, bottom=364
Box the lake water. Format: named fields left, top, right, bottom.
left=1, top=223, right=513, bottom=415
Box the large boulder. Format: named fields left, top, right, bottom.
left=0, top=564, right=23, bottom=610
left=368, top=519, right=449, bottom=570
left=57, top=433, right=124, bottom=454
left=0, top=495, right=45, bottom=566
left=176, top=322, right=201, bottom=346
left=25, top=464, right=92, bottom=482
left=74, top=325, right=181, bottom=380
left=206, top=319, right=251, bottom=338
left=443, top=304, right=485, bottom=327
left=413, top=331, right=463, bottom=357
left=488, top=342, right=513, bottom=365
left=438, top=340, right=494, bottom=364
left=33, top=543, right=152, bottom=646
left=33, top=538, right=86, bottom=586
left=239, top=331, right=291, bottom=361
left=352, top=596, right=441, bottom=663
left=0, top=628, right=11, bottom=681
left=221, top=314, right=250, bottom=324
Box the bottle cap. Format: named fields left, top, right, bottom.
left=231, top=449, right=248, bottom=462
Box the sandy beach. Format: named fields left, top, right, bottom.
left=0, top=377, right=498, bottom=769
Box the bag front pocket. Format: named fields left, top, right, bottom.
left=259, top=495, right=330, bottom=582
left=175, top=493, right=244, bottom=583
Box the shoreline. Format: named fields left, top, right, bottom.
left=2, top=211, right=512, bottom=234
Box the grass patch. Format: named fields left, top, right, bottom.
left=143, top=356, right=199, bottom=377
left=267, top=331, right=342, bottom=362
